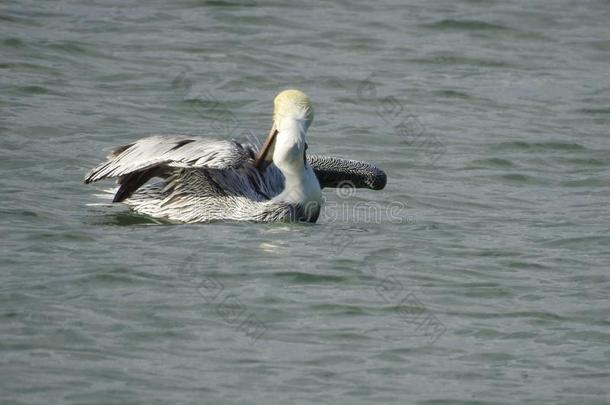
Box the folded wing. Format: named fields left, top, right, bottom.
left=308, top=155, right=386, bottom=190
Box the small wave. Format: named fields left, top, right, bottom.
left=273, top=271, right=347, bottom=283
left=470, top=158, right=515, bottom=168
left=16, top=85, right=50, bottom=95
left=410, top=55, right=513, bottom=68
left=496, top=173, right=541, bottom=184
left=560, top=177, right=609, bottom=187
left=47, top=42, right=89, bottom=54
left=554, top=157, right=607, bottom=167
left=576, top=107, right=610, bottom=115
left=2, top=37, right=25, bottom=48
left=492, top=141, right=586, bottom=152
left=423, top=19, right=512, bottom=32
left=434, top=90, right=472, bottom=99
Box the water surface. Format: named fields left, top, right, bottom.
left=2, top=0, right=610, bottom=403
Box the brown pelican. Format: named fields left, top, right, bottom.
left=84, top=89, right=386, bottom=223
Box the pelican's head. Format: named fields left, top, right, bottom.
left=273, top=89, right=314, bottom=131
left=255, top=89, right=314, bottom=172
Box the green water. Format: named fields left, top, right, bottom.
left=1, top=0, right=610, bottom=403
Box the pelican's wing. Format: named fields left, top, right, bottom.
left=84, top=135, right=251, bottom=183
left=84, top=135, right=253, bottom=202
left=307, top=155, right=386, bottom=190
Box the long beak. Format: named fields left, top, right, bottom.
left=254, top=124, right=278, bottom=171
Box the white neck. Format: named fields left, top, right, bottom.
left=272, top=119, right=322, bottom=212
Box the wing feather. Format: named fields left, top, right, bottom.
left=307, top=155, right=386, bottom=190
left=84, top=135, right=251, bottom=184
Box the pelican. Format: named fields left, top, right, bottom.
left=84, top=89, right=386, bottom=223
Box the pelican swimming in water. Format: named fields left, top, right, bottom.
left=84, top=89, right=386, bottom=223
